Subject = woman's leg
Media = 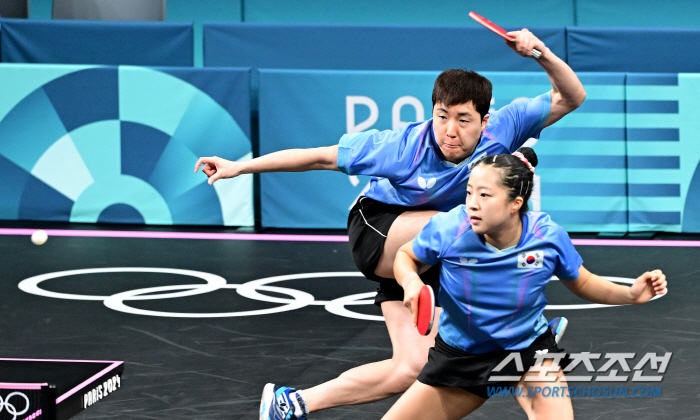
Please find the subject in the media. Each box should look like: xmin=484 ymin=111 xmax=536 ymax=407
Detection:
xmin=514 ymin=360 xmax=573 ymax=420
xmin=382 ymin=381 xmax=486 ymax=420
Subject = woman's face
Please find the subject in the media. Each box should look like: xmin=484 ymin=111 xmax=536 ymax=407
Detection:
xmin=466 ymin=164 xmax=522 ymax=235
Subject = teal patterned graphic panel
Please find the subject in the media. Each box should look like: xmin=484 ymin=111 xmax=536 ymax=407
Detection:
xmin=0 ymin=64 xmax=253 ymax=226
xmin=626 ymin=74 xmax=700 ymax=233
xmin=537 ymin=73 xmax=628 ymax=233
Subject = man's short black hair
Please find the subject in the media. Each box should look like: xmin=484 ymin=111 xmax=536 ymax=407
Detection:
xmin=432 ymin=69 xmax=492 ymax=120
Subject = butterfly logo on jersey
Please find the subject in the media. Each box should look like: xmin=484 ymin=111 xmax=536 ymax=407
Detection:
xmin=459 ymin=257 xmax=478 ymax=265
xmin=417 ymin=176 xmax=437 ymax=189
xmin=517 ymin=251 xmax=543 ymax=269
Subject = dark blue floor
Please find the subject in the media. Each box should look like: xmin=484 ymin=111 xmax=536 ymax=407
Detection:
xmin=0 ymin=231 xmax=697 ymax=419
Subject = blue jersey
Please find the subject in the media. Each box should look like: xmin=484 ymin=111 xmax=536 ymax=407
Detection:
xmin=337 ymin=92 xmax=551 ymax=211
xmin=412 ymin=207 xmax=583 ymax=354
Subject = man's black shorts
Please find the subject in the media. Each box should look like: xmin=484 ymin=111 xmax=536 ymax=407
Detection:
xmin=347 ymin=196 xmax=441 ymax=307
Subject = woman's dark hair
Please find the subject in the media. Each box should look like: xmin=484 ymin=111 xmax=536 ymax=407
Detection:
xmin=474 ymin=147 xmax=538 ymax=215
xmin=432 ymin=69 xmax=492 ymax=120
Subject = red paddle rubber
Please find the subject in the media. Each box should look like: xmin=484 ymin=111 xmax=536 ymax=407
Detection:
xmin=416 ymin=284 xmax=435 ymax=336
xmin=468 ymin=11 xmax=542 ymax=59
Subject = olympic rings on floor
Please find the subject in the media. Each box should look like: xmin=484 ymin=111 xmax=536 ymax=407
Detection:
xmin=18 ymin=269 xmax=377 ymax=320
xmin=17 ymin=269 xmax=664 ymax=319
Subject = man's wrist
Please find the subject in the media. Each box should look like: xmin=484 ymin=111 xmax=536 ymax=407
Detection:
xmin=535 ymin=46 xmax=552 ymax=62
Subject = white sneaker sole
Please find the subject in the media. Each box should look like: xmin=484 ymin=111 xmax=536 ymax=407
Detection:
xmin=554 ymin=318 xmax=568 ymax=344
xmin=259 ymin=383 xmax=276 ymax=420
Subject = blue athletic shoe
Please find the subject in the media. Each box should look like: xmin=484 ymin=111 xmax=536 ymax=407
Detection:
xmin=259 ymin=383 xmax=305 ymax=420
xmin=549 ymin=317 xmax=568 ymax=344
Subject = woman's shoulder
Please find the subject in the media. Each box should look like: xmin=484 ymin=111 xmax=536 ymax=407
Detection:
xmin=525 ymin=211 xmax=572 ymax=245
xmin=433 ymin=205 xmax=470 ymax=226
xmin=424 ymin=205 xmax=473 ymax=241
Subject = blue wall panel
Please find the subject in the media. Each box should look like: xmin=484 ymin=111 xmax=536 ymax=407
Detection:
xmin=243 ymin=0 xmax=574 ymax=26
xmin=1 ymin=19 xmax=194 ymax=66
xmin=167 ymin=0 xmax=242 ymax=66
xmin=205 ymin=23 xmax=566 ymax=111
xmin=258 ymin=70 xmax=432 ymax=228
xmin=204 ymin=23 xmax=566 ymax=72
xmin=576 ymin=0 xmax=700 ymax=28
xmin=567 ymin=28 xmax=700 ymax=73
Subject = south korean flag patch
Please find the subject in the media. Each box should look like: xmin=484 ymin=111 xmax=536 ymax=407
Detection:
xmin=518 ymin=250 xmax=544 ymax=269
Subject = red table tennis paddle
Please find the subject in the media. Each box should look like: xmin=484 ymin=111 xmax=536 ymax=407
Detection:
xmin=416 ymin=284 xmax=435 ymax=336
xmin=468 ymin=11 xmax=542 ymax=59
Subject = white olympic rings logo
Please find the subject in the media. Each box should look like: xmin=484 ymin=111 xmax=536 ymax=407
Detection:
xmin=17 ymin=268 xmax=664 ymax=319
xmin=0 ymin=392 xmax=30 ymax=420
xmin=18 ymin=268 xmax=380 ymax=320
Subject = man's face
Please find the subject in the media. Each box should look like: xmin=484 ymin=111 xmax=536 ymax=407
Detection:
xmin=432 ymin=101 xmax=489 ymax=164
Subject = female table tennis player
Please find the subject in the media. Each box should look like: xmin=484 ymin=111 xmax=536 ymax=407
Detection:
xmin=388 ymin=147 xmax=667 ymax=420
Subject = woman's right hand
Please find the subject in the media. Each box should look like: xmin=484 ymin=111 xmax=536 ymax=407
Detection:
xmin=194 ymin=156 xmax=241 ymax=185
xmin=402 ymin=274 xmax=426 ymax=327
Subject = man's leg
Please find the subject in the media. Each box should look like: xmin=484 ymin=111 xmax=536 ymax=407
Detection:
xmin=301 ymin=210 xmax=441 ymax=411
xmin=302 ymin=302 xmax=442 ymax=411
xmin=382 ymin=381 xmax=485 ymax=420
xmin=373 ymin=210 xmax=439 ymax=278
xmin=261 ymin=210 xmax=441 ymax=418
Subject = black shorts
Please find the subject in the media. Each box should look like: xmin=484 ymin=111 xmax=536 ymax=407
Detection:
xmin=347 ymin=196 xmax=441 ymax=307
xmin=417 ymin=330 xmax=568 ymax=399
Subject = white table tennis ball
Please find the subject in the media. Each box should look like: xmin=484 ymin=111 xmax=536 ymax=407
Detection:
xmin=31 ymin=230 xmax=48 ymax=245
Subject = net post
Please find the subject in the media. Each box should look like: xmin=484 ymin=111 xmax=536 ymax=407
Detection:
xmin=40 ymin=384 xmax=57 ymax=420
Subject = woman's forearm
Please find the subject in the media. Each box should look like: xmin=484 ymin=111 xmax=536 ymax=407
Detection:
xmin=563 ymin=267 xmax=634 ymax=305
xmin=394 ymin=244 xmax=424 ymax=288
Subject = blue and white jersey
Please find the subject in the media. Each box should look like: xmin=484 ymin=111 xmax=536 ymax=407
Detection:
xmin=412 ymin=208 xmax=583 ymax=354
xmin=337 ymin=92 xmax=551 ymax=211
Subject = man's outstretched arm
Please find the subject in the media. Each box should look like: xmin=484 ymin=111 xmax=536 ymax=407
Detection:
xmin=195 ymin=145 xmax=339 ymax=185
